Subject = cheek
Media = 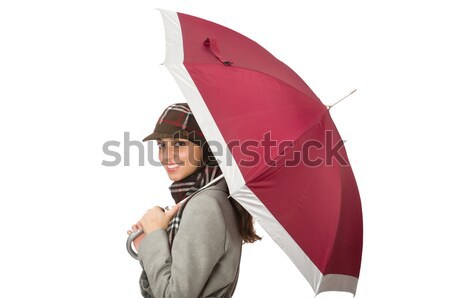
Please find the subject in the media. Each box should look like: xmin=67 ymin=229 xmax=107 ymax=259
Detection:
xmin=158 ymin=148 xmax=170 ymax=162
xmin=179 ymin=146 xmax=201 ymax=166
xmin=194 ymin=147 xmax=202 ymax=163
xmin=177 ymin=148 xmax=190 ymax=163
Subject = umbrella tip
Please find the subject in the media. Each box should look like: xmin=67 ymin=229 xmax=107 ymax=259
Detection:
xmin=327 ymin=89 xmax=357 ymax=110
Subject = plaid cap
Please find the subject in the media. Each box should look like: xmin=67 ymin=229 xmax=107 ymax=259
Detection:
xmin=142 ymin=103 xmax=206 ymax=145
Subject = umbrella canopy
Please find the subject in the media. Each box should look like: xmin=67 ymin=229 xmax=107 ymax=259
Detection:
xmin=159 ymin=9 xmax=363 ymax=295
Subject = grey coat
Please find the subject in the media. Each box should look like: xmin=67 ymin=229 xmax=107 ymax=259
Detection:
xmin=137 ymin=179 xmax=242 ymax=298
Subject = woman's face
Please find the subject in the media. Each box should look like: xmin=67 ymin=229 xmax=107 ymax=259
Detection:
xmin=157 ymin=138 xmax=203 ymax=181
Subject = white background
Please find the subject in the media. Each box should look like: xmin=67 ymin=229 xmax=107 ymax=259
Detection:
xmin=1 ymin=0 xmax=449 ymax=297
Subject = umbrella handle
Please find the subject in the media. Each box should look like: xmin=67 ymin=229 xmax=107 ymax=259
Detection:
xmin=126 ymin=229 xmax=144 ymax=260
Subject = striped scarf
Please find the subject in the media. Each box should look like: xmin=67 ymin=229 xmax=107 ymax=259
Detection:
xmin=166 ymin=164 xmax=222 ymax=249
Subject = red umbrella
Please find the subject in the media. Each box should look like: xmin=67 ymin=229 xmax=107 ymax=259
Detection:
xmin=158 ymin=9 xmax=363 ymax=295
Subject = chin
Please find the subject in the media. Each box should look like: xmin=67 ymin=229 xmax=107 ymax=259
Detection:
xmin=168 ymin=175 xmax=181 ymax=181
xmin=167 ymin=171 xmax=185 ymax=182
xmin=165 ymin=167 xmax=199 ymax=182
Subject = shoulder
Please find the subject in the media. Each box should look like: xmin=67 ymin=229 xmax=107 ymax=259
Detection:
xmin=196 ymin=178 xmax=229 ymax=198
xmin=183 ymin=179 xmax=229 ymax=218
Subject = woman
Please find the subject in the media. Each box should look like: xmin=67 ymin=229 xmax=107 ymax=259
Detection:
xmin=127 ymin=103 xmax=261 ymax=298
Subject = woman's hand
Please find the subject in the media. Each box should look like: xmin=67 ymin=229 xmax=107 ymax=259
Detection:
xmin=127 ymin=223 xmax=145 ymax=251
xmin=139 ymin=203 xmax=181 ymax=235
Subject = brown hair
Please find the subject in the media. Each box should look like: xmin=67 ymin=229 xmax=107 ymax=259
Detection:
xmin=202 ymin=142 xmax=261 ymax=243
xmin=229 ymin=198 xmax=262 ymax=244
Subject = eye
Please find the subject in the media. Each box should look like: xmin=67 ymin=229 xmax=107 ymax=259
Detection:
xmin=156 ymin=142 xmax=164 ymax=149
xmin=174 ymin=141 xmax=186 ymax=146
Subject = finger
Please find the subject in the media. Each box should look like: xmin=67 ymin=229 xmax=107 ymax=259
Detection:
xmin=127 ymin=230 xmax=132 ymax=235
xmin=136 ymin=222 xmax=143 ymax=229
xmin=165 ymin=203 xmax=181 ymax=218
xmin=132 ymin=225 xmax=137 ymax=232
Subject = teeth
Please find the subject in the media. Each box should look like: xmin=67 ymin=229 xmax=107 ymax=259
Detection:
xmin=167 ymin=164 xmax=179 ymax=169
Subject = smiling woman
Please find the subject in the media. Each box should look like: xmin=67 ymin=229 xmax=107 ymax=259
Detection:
xmin=156 ymin=138 xmax=203 ymax=182
xmin=127 ymin=102 xmax=260 ymax=298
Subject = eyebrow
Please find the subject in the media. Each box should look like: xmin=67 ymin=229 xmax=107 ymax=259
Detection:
xmin=156 ymin=138 xmax=186 ymax=143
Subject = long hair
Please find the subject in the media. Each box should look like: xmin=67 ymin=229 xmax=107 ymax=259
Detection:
xmin=202 ymin=142 xmax=262 ymax=244
xmin=229 ymin=198 xmax=262 ymax=243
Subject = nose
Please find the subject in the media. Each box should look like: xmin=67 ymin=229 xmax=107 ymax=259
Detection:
xmin=159 ymin=143 xmax=180 ymax=164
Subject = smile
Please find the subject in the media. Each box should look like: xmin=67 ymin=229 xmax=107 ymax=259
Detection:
xmin=165 ymin=163 xmax=182 ymax=172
